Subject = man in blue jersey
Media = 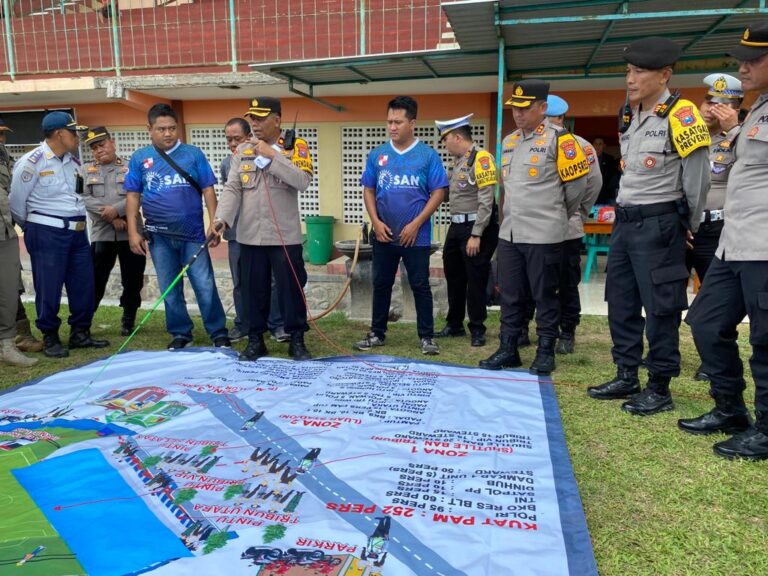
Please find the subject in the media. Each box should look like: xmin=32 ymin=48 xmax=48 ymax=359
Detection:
xmin=125 ymin=103 xmax=229 ymax=350
xmin=354 ymin=96 xmax=448 ymax=355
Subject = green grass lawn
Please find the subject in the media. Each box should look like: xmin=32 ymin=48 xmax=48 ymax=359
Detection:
xmin=1 ymin=303 xmax=766 ymax=576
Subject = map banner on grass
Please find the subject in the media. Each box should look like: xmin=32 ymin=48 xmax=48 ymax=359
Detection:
xmin=0 ymin=350 xmax=596 ymax=576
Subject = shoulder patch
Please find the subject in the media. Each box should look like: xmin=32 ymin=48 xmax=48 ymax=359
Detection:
xmin=473 ymin=150 xmax=497 ymax=188
xmin=583 ymin=144 xmax=597 ymax=165
xmin=669 ymin=99 xmax=711 ymax=158
xmin=21 ymin=168 xmax=34 ymax=183
xmin=556 ymin=132 xmax=590 ymax=182
xmin=291 ymin=138 xmax=313 ymax=174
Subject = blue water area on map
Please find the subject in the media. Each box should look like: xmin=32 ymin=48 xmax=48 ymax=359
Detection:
xmin=13 ymin=448 xmax=191 ymax=576
xmin=0 ymin=418 xmax=134 ymax=436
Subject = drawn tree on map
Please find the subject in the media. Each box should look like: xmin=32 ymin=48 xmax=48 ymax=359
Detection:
xmin=203 ymin=530 xmax=230 ymax=554
xmin=174 ymin=488 xmax=198 ymax=505
xmin=223 ymin=484 xmax=244 ymax=500
xmin=284 ymin=491 xmax=304 ymax=512
xmin=262 ymin=524 xmax=286 ymax=543
xmin=142 ymin=455 xmax=162 ymax=468
xmin=201 ymin=445 xmax=216 ymax=456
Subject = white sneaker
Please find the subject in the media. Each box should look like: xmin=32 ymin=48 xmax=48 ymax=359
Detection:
xmin=420 ymin=337 xmax=440 ymax=355
xmin=354 ymin=332 xmax=384 ymax=351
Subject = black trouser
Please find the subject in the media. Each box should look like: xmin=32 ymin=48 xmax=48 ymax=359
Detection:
xmin=606 ymin=211 xmax=688 ymax=378
xmin=519 ymin=238 xmax=581 ymax=334
xmin=686 ymin=257 xmax=768 ymax=422
xmin=558 ymin=237 xmax=583 ymax=333
xmin=685 ymin=219 xmax=723 ymax=283
xmin=92 ymin=240 xmax=146 ymax=314
xmin=442 ymin=219 xmax=499 ymax=335
xmin=497 ymin=239 xmax=562 ymax=339
xmin=240 ymin=244 xmax=308 ymax=338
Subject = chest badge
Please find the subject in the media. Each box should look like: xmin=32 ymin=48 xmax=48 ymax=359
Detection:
xmin=644 ymin=156 xmax=657 ymax=168
xmin=528 ymin=167 xmax=538 ymax=177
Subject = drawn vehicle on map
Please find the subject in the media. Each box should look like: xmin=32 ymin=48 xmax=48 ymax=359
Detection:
xmin=240 ymin=546 xmax=330 ymax=567
xmin=297 ymin=447 xmax=321 ymax=474
xmin=361 ymin=516 xmax=391 ymax=567
xmin=240 ymin=411 xmax=264 ymax=431
xmin=240 ymin=546 xmax=283 ymax=565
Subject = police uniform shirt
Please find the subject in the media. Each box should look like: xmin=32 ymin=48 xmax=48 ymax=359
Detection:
xmin=617 ymin=89 xmax=710 ymax=231
xmin=216 ymin=136 xmax=313 ymax=246
xmin=447 ymin=144 xmax=497 ymax=237
xmin=566 ymin=136 xmax=603 ymax=241
xmin=717 ymin=92 xmax=768 ymax=261
xmin=0 ymin=147 xmax=15 ymax=241
xmin=706 ymin=127 xmax=739 ymax=212
xmin=9 ymin=141 xmax=84 ymax=226
xmin=81 ymin=158 xmax=139 ymax=242
xmin=499 ymin=117 xmax=588 ymax=244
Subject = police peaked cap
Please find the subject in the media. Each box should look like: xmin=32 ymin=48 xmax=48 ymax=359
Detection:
xmin=84 ymin=126 xmax=111 ymax=146
xmin=622 ymin=37 xmax=682 ymax=69
xmin=730 ymin=22 xmax=768 ymax=61
xmin=703 ymin=73 xmax=744 ymax=103
xmin=246 ymin=97 xmax=282 ymax=117
xmin=505 ymin=79 xmax=550 ymax=108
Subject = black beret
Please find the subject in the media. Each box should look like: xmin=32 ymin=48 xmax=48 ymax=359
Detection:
xmin=622 ymin=37 xmax=682 ymax=69
xmin=505 ymin=79 xmax=550 ymax=108
xmin=730 ymin=22 xmax=768 ymax=61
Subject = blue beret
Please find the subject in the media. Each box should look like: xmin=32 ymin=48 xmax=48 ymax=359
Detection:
xmin=546 ymin=95 xmax=569 ymax=117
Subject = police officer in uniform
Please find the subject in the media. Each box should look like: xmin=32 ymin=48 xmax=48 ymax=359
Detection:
xmin=215 ymin=97 xmax=313 ymax=361
xmin=9 ymin=112 xmax=109 ymax=358
xmin=433 ymin=114 xmax=498 ymax=347
xmin=480 ymin=80 xmax=589 ymax=374
xmin=587 ymin=38 xmax=710 ymax=415
xmin=689 ymin=74 xmax=743 ymax=381
xmin=81 ymin=127 xmax=146 ymax=336
xmin=679 ymin=24 xmax=768 ymax=460
xmin=544 ymin=95 xmax=602 ymax=354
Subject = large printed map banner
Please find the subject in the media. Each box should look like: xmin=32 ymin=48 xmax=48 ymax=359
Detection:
xmin=0 ymin=350 xmax=597 ymax=576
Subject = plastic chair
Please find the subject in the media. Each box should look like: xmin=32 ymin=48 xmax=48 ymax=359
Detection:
xmin=582 ymin=205 xmax=611 ymax=283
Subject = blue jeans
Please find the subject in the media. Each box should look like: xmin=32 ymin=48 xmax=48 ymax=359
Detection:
xmin=148 ymin=232 xmax=227 ymax=342
xmin=228 ymin=239 xmax=283 ymax=333
xmin=371 ymin=239 xmax=433 ymax=339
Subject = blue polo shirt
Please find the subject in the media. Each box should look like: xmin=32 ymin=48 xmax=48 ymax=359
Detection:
xmin=124 ymin=141 xmax=216 ymax=242
xmin=361 ymin=139 xmax=448 ymax=247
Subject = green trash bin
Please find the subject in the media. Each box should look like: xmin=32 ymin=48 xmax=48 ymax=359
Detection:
xmin=304 ymin=216 xmax=335 ymax=265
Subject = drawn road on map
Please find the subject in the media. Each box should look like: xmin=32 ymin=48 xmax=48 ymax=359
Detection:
xmin=187 ymin=391 xmax=467 ymax=576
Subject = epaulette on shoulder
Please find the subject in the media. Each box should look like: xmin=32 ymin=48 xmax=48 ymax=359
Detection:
xmin=27 ymin=148 xmax=44 ymax=165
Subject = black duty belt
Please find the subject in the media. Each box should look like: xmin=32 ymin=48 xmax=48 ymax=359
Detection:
xmin=614 ymin=201 xmax=678 ymax=223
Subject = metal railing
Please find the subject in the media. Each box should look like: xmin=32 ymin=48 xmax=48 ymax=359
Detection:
xmin=0 ymin=0 xmax=446 ymax=79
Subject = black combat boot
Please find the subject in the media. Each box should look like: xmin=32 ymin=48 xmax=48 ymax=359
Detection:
xmin=678 ymin=390 xmax=752 ymax=435
xmin=713 ymin=412 xmax=768 ymax=461
xmin=529 ymin=336 xmax=556 ymax=375
xmin=121 ymin=309 xmax=137 ymax=337
xmin=621 ymin=373 xmax=673 ymax=416
xmin=69 ymin=328 xmax=110 ymax=349
xmin=43 ymin=332 xmax=69 ymax=359
xmin=479 ymin=334 xmax=521 ymax=370
xmin=556 ymin=330 xmax=575 ymax=355
xmin=517 ymin=325 xmax=531 ymax=348
xmin=587 ymin=366 xmax=641 ymax=399
xmin=693 ymin=364 xmax=711 ymax=382
xmin=239 ymin=334 xmax=268 ymax=361
xmin=288 ymin=332 xmax=312 ymax=361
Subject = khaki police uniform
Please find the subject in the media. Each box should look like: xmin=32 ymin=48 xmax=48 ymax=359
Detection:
xmin=607 ymin=88 xmax=710 ymax=384
xmin=440 ymin=143 xmax=499 ymax=339
xmin=497 ymin=116 xmax=588 ymax=349
xmin=0 ymin=144 xmax=21 ymax=340
xmin=686 ymin=90 xmax=768 ymax=436
xmin=81 ymin=145 xmax=146 ymax=321
xmin=216 ymin=132 xmax=313 ymax=339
